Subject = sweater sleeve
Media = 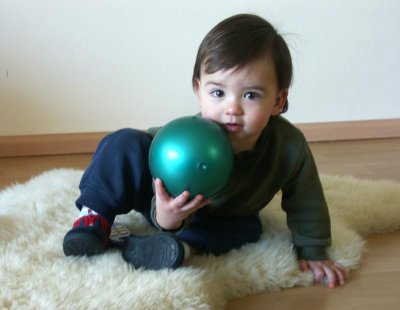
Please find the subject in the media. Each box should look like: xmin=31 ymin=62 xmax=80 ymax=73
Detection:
xmin=281 ymin=138 xmax=331 ymax=261
xmin=147 ymin=126 xmax=161 ymax=138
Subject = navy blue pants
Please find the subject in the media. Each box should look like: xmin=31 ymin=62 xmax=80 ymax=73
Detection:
xmin=76 ymin=129 xmax=262 ymax=255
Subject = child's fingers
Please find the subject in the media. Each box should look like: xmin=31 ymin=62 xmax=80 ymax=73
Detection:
xmin=154 ymin=178 xmax=169 ymax=201
xmin=321 ymin=264 xmax=338 ymax=288
xmin=298 ymin=260 xmax=309 ymax=272
xmin=154 ymin=178 xmax=190 ymax=210
xmin=154 ymin=179 xmax=210 ymax=215
xmin=180 ymin=194 xmax=210 ymax=212
xmin=321 ymin=262 xmax=346 ymax=288
xmin=331 ymin=264 xmax=346 ymax=286
xmin=300 ymin=260 xmax=346 ymax=288
xmin=308 ymin=262 xmax=325 ymax=283
xmin=169 ymin=191 xmax=190 ymax=210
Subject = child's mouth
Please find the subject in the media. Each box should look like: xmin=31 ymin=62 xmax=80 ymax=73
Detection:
xmin=224 ymin=123 xmax=242 ymax=133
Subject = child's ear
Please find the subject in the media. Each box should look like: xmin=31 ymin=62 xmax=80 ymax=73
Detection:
xmin=272 ymin=89 xmax=288 ymax=115
xmin=193 ymin=79 xmax=201 ymax=97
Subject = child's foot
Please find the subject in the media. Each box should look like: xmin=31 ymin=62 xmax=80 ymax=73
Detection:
xmin=122 ymin=233 xmax=184 ymax=270
xmin=63 ymin=212 xmax=111 ymax=257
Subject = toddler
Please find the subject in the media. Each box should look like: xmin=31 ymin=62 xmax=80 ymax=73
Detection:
xmin=63 ymin=14 xmax=345 ymax=288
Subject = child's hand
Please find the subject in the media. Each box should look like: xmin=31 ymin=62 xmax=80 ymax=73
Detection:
xmin=154 ymin=178 xmax=211 ymax=230
xmin=299 ymin=259 xmax=346 ymax=288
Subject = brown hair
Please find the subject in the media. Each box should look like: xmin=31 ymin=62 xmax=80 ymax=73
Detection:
xmin=192 ymin=14 xmax=292 ymax=113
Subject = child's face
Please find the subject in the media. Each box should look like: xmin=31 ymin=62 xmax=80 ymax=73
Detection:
xmin=194 ymin=55 xmax=288 ymax=153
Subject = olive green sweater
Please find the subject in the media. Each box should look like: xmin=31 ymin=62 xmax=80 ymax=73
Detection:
xmin=148 ymin=115 xmax=331 ymax=261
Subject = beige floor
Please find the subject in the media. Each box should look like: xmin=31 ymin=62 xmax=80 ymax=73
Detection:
xmin=1 ymin=138 xmax=399 ymax=309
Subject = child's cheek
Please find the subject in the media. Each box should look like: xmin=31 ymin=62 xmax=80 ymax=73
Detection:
xmin=250 ymin=115 xmax=271 ymax=133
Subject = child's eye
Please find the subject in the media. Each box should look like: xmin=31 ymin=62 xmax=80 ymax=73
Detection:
xmin=211 ymin=89 xmax=225 ymax=98
xmin=244 ymin=91 xmax=260 ymax=100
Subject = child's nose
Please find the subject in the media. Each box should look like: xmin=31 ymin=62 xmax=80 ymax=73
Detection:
xmin=225 ymin=99 xmax=244 ymax=116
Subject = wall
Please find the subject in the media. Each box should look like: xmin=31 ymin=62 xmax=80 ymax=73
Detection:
xmin=1 ymin=0 xmax=399 ymax=136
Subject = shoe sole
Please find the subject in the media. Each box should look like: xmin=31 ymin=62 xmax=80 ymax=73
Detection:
xmin=122 ymin=233 xmax=184 ymax=270
xmin=63 ymin=231 xmax=107 ymax=256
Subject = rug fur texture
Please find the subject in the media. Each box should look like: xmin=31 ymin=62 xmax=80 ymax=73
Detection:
xmin=1 ymin=169 xmax=399 ymax=309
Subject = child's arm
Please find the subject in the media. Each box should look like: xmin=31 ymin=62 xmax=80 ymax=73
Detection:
xmin=153 ymin=178 xmax=211 ymax=230
xmin=280 ymin=139 xmax=346 ymax=287
xmin=299 ymin=259 xmax=346 ymax=288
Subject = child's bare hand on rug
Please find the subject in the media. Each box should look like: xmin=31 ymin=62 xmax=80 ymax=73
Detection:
xmin=299 ymin=260 xmax=346 ymax=288
xmin=154 ymin=178 xmax=211 ymax=230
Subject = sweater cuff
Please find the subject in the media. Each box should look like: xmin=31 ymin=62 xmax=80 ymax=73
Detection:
xmin=297 ymin=246 xmax=328 ymax=261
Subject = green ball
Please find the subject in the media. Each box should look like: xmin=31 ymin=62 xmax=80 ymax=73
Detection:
xmin=149 ymin=116 xmax=233 ymax=198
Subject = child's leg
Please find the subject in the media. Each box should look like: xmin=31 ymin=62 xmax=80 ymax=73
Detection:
xmin=76 ymin=128 xmax=154 ymax=223
xmin=119 ymin=214 xmax=260 ymax=270
xmin=63 ymin=129 xmax=154 ymax=256
xmin=176 ymin=214 xmax=262 ymax=255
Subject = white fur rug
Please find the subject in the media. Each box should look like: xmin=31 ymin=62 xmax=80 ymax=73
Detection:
xmin=1 ymin=169 xmax=399 ymax=309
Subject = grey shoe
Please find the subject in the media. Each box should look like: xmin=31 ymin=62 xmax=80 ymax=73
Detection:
xmin=122 ymin=233 xmax=184 ymax=270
